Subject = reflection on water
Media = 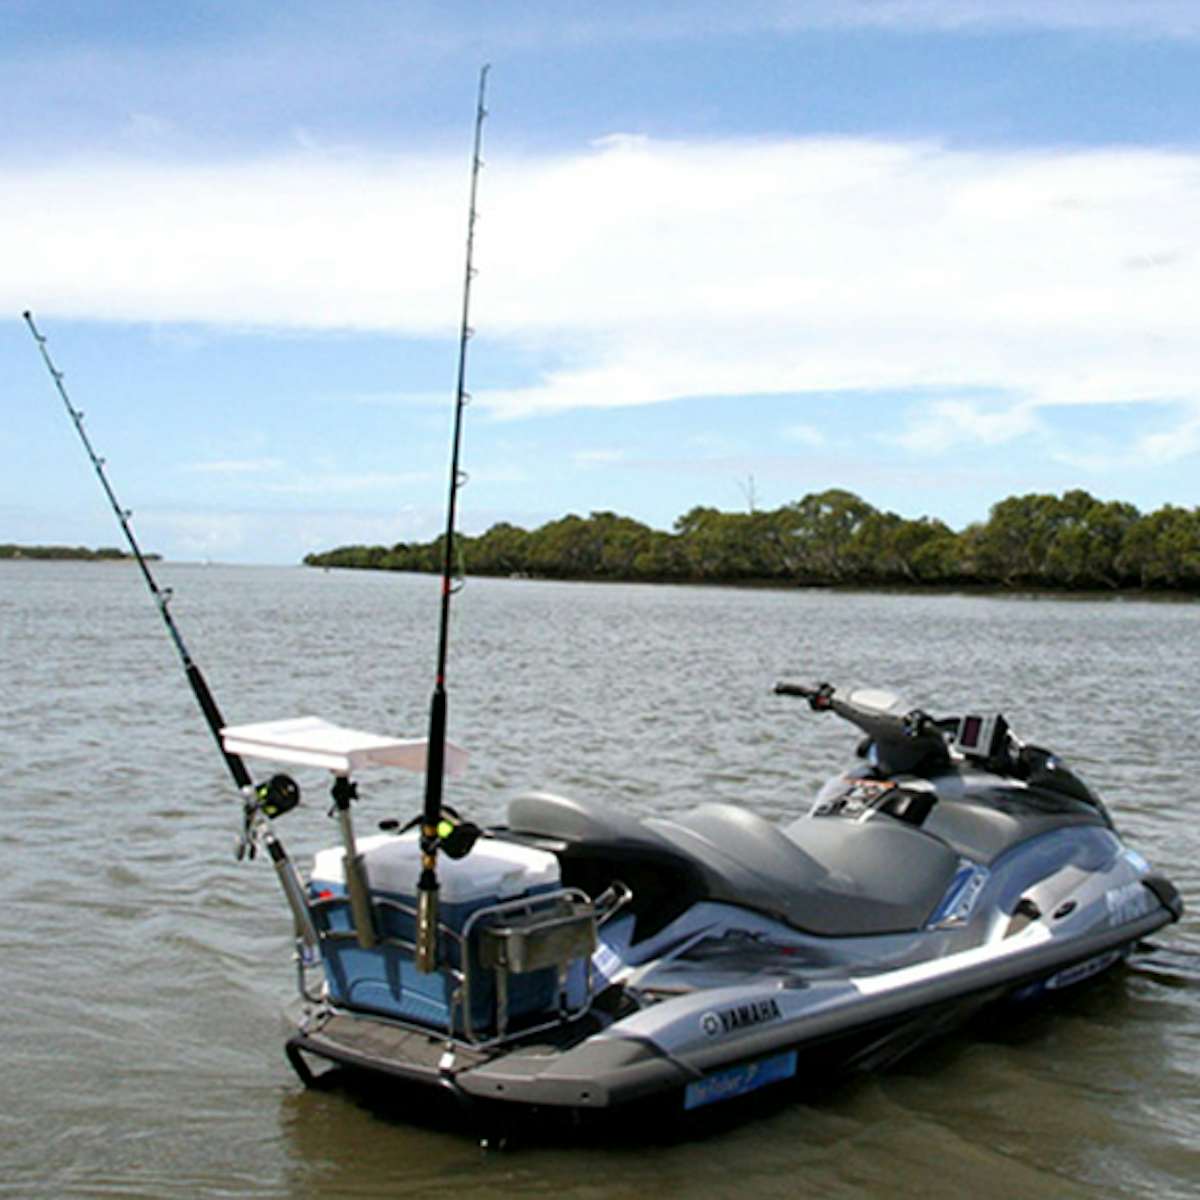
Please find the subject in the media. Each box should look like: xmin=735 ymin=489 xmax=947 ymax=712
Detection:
xmin=2 ymin=562 xmax=1197 ymax=1198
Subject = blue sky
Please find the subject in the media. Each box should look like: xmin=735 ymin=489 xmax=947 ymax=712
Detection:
xmin=5 ymin=1 xmax=1200 ymax=563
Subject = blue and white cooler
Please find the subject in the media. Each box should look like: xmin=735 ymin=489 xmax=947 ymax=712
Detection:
xmin=218 ymin=715 xmax=593 ymax=1039
xmin=308 ymin=831 xmax=573 ymax=1035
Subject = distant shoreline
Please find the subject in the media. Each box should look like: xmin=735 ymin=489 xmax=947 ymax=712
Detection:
xmin=0 ymin=544 xmax=159 ymax=562
xmin=302 ymin=487 xmax=1200 ymax=596
xmin=309 ymin=564 xmax=1200 ymax=602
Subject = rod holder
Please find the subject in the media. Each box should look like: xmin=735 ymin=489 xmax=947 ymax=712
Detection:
xmin=265 ymin=831 xmax=321 ymax=959
xmin=332 ymin=775 xmax=377 ymax=950
xmin=415 ymin=882 xmax=440 ymax=973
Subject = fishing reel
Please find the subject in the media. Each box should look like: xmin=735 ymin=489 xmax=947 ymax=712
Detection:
xmin=236 ymin=773 xmax=301 ymax=860
xmin=381 ymin=805 xmax=482 ymax=860
xmin=257 ymin=773 xmax=301 ymax=818
xmin=433 ymin=810 xmax=482 ymax=859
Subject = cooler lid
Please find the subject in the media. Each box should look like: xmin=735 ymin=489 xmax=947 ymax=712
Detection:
xmin=221 ymin=715 xmax=468 ymax=776
xmin=312 ymin=832 xmax=561 ymax=902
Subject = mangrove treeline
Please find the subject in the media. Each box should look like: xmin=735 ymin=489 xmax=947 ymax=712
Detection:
xmin=0 ymin=544 xmax=151 ymax=562
xmin=303 ymin=489 xmax=1200 ymax=592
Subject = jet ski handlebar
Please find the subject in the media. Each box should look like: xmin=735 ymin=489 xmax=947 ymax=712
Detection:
xmin=775 ymin=680 xmax=1111 ymax=809
xmin=774 ymin=680 xmax=950 ymax=776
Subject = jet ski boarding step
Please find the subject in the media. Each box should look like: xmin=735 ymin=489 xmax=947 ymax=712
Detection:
xmin=286 ymin=1008 xmax=490 ymax=1089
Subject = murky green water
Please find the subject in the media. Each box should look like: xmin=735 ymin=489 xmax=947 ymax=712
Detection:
xmin=3 ymin=562 xmax=1197 ymax=1198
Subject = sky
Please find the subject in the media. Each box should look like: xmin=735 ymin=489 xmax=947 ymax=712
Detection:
xmin=4 ymin=0 xmax=1200 ymax=564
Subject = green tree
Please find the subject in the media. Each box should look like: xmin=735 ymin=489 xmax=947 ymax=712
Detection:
xmin=974 ymin=493 xmax=1063 ymax=584
xmin=673 ymin=506 xmax=762 ymax=580
xmin=589 ymin=511 xmax=656 ymax=578
xmin=773 ymin=490 xmax=877 ymax=582
xmin=632 ymin=529 xmax=689 ymax=580
xmin=1043 ymin=493 xmax=1140 ymax=588
xmin=1117 ymin=505 xmax=1200 ymax=588
xmin=849 ymin=512 xmax=960 ymax=584
xmin=471 ymin=522 xmax=532 ymax=575
xmin=526 ymin=515 xmax=598 ymax=577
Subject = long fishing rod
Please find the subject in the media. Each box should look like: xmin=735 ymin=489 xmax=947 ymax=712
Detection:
xmin=23 ymin=310 xmax=253 ymax=794
xmin=415 ymin=65 xmax=490 ymax=973
xmin=27 ymin=312 xmax=321 ymax=965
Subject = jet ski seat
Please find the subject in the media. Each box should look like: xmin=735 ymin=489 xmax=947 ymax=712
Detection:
xmin=655 ymin=804 xmax=960 ymax=936
xmin=508 ymin=792 xmax=712 ymax=941
xmin=507 ymin=792 xmax=960 ymax=939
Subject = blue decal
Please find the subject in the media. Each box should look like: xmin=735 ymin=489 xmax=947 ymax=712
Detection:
xmin=683 ymin=1051 xmax=798 ymax=1111
xmin=928 ymin=862 xmax=990 ymax=928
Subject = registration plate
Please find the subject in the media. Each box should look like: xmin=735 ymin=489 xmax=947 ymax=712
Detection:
xmin=683 ymin=1050 xmax=798 ymax=1111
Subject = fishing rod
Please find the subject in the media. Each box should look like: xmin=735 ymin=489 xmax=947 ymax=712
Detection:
xmin=25 ymin=310 xmax=318 ymax=957
xmin=23 ymin=311 xmax=256 ymax=793
xmin=415 ymin=64 xmax=490 ymax=973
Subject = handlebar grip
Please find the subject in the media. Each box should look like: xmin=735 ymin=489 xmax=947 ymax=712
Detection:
xmin=774 ymin=681 xmax=813 ymax=697
xmin=774 ymin=680 xmax=835 ymax=710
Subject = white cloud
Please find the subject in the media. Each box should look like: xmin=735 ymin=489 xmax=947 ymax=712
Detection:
xmin=185 ymin=457 xmax=284 ymax=474
xmin=894 ymin=398 xmax=1044 ymax=454
xmin=1133 ymin=411 xmax=1200 ymax=464
xmin=478 ymin=136 xmax=1200 ymax=438
xmin=7 ymin=152 xmax=466 ymax=333
xmin=6 ymin=134 xmax=1200 ymax=459
xmin=757 ymin=0 xmax=1200 ymax=38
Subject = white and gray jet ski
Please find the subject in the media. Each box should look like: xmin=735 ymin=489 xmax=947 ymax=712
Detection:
xmin=226 ymin=681 xmax=1182 ymax=1131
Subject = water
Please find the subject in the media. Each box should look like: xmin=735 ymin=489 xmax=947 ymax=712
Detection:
xmin=3 ymin=561 xmax=1198 ymax=1198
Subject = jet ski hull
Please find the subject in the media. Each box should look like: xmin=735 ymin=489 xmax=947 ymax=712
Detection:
xmin=283 ymin=884 xmax=1178 ymax=1126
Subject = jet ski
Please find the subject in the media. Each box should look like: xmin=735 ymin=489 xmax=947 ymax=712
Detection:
xmin=224 ymin=680 xmax=1182 ymax=1130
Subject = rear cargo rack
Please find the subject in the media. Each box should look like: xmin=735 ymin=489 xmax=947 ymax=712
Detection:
xmin=309 ymin=886 xmax=597 ymax=1045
